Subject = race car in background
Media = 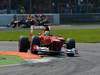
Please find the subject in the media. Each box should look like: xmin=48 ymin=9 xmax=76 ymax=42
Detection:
xmin=8 ymin=17 xmax=35 ymax=28
xmin=8 ymin=14 xmax=49 ymax=28
xmin=18 ymin=25 xmax=78 ymax=57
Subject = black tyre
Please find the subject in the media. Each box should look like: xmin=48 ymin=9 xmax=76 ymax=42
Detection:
xmin=66 ymin=38 xmax=75 ymax=49
xmin=31 ymin=36 xmax=40 ymax=46
xmin=19 ymin=36 xmax=30 ymax=52
xmin=31 ymin=50 xmax=38 ymax=54
xmin=30 ymin=36 xmax=40 ymax=54
xmin=11 ymin=23 xmax=16 ymax=28
xmin=67 ymin=53 xmax=74 ymax=57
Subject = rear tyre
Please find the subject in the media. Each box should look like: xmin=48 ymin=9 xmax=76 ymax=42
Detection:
xmin=31 ymin=36 xmax=40 ymax=54
xmin=31 ymin=50 xmax=38 ymax=54
xmin=66 ymin=38 xmax=75 ymax=49
xmin=11 ymin=23 xmax=16 ymax=28
xmin=19 ymin=36 xmax=30 ymax=52
xmin=31 ymin=36 xmax=40 ymax=46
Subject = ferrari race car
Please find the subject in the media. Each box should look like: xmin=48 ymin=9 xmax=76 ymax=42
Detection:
xmin=18 ymin=26 xmax=78 ymax=56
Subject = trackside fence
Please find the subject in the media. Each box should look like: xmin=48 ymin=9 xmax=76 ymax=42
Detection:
xmin=60 ymin=13 xmax=100 ymax=24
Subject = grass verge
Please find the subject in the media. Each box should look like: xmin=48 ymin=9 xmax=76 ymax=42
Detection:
xmin=0 ymin=29 xmax=100 ymax=43
xmin=0 ymin=55 xmax=24 ymax=66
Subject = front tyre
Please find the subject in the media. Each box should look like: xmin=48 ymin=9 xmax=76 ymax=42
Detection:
xmin=66 ymin=38 xmax=76 ymax=49
xmin=67 ymin=53 xmax=74 ymax=57
xmin=19 ymin=36 xmax=30 ymax=52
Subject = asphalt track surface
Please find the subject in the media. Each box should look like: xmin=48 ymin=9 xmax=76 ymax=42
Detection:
xmin=1 ymin=25 xmax=100 ymax=31
xmin=0 ymin=25 xmax=100 ymax=75
xmin=0 ymin=42 xmax=100 ymax=75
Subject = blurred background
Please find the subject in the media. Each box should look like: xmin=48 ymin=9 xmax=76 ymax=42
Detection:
xmin=0 ymin=0 xmax=100 ymax=25
xmin=0 ymin=0 xmax=99 ymax=14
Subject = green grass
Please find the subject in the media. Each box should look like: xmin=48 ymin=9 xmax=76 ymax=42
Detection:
xmin=0 ymin=30 xmax=30 ymax=41
xmin=51 ymin=29 xmax=100 ymax=43
xmin=0 ymin=29 xmax=100 ymax=43
xmin=0 ymin=30 xmax=41 ymax=41
xmin=0 ymin=55 xmax=24 ymax=66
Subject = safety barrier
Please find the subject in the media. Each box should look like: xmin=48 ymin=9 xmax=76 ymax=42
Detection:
xmin=60 ymin=13 xmax=100 ymax=24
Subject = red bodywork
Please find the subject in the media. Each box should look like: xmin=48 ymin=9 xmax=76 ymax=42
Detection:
xmin=30 ymin=26 xmax=65 ymax=53
xmin=31 ymin=35 xmax=65 ymax=52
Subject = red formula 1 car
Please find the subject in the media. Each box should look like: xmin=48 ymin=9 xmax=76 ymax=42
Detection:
xmin=18 ymin=26 xmax=77 ymax=56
